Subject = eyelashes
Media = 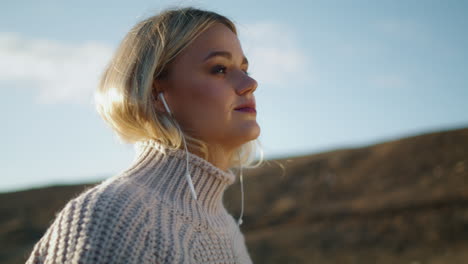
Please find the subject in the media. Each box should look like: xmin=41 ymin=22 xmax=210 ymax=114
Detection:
xmin=212 ymin=65 xmax=227 ymax=74
xmin=212 ymin=64 xmax=250 ymax=76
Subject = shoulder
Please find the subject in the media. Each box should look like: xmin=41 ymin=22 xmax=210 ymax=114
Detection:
xmin=26 ymin=178 xmax=158 ymax=263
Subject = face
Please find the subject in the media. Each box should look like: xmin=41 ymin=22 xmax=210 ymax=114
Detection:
xmin=155 ymin=23 xmax=260 ymax=154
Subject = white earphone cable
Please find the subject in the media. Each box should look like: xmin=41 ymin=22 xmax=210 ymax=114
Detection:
xmin=159 ymin=92 xmax=197 ymax=201
xmin=237 ymin=150 xmax=244 ymax=226
xmin=177 ymin=121 xmax=198 ymax=201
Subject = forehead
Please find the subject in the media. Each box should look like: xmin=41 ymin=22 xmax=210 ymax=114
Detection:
xmin=176 ymin=23 xmax=244 ymax=63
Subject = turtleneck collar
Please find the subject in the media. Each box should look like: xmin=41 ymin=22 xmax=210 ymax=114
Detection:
xmin=118 ymin=139 xmax=236 ymax=218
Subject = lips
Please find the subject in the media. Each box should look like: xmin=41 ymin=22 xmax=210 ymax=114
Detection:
xmin=235 ymin=107 xmax=256 ymax=113
xmin=234 ymin=101 xmax=256 ymax=111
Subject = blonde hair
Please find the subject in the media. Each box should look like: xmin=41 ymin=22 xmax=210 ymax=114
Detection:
xmin=95 ymin=6 xmax=264 ymax=169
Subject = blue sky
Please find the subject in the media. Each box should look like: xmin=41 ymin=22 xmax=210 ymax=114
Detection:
xmin=2 ymin=0 xmax=467 ymax=192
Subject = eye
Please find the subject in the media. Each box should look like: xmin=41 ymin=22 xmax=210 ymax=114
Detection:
xmin=212 ymin=64 xmax=227 ymax=74
xmin=211 ymin=64 xmax=251 ymax=76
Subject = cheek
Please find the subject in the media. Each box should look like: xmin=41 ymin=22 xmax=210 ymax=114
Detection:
xmin=182 ymin=82 xmax=232 ymax=139
xmin=189 ymin=81 xmax=232 ymax=114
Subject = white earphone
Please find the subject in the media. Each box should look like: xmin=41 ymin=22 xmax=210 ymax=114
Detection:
xmin=158 ymin=92 xmax=172 ymax=116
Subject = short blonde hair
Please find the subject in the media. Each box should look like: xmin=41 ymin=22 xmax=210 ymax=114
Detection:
xmin=95 ymin=6 xmax=264 ymax=169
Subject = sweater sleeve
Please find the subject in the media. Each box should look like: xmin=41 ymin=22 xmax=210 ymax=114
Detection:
xmin=25 ymin=183 xmax=159 ymax=264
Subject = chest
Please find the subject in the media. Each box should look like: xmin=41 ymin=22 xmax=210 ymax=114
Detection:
xmin=192 ymin=226 xmax=253 ymax=264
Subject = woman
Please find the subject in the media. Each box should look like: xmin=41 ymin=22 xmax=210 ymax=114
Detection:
xmin=26 ymin=6 xmax=263 ymax=264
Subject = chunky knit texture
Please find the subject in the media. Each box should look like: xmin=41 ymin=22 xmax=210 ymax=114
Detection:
xmin=26 ymin=139 xmax=253 ymax=264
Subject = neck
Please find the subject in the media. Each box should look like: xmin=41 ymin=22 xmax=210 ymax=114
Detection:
xmin=120 ymin=139 xmax=236 ymax=217
xmin=186 ymin=141 xmax=237 ymax=173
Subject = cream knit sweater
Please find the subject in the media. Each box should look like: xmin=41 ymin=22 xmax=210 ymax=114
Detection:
xmin=26 ymin=139 xmax=253 ymax=264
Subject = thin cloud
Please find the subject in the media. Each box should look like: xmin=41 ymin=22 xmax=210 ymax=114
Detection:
xmin=237 ymin=22 xmax=312 ymax=87
xmin=0 ymin=32 xmax=113 ymax=105
xmin=0 ymin=23 xmax=311 ymax=104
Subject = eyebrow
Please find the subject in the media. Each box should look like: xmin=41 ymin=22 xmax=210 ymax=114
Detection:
xmin=203 ymin=50 xmax=249 ymax=65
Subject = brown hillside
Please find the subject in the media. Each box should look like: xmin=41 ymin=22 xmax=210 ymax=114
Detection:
xmin=224 ymin=126 xmax=468 ymax=263
xmin=1 ymin=126 xmax=468 ymax=264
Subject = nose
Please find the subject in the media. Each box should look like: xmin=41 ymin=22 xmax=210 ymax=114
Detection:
xmin=236 ymin=74 xmax=258 ymax=95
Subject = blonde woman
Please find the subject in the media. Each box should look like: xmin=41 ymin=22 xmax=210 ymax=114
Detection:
xmin=26 ymin=6 xmax=263 ymax=264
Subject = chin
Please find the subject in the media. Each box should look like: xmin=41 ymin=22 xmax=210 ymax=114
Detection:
xmin=239 ymin=122 xmax=261 ymax=142
xmin=220 ymin=121 xmax=260 ymax=148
